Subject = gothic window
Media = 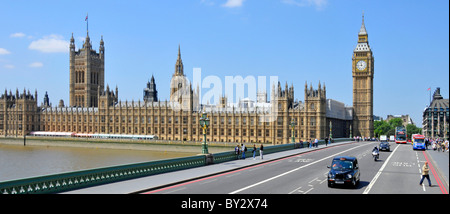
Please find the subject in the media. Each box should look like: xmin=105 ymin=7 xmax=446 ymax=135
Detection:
xmin=277 ymin=129 xmax=282 ymax=138
xmin=310 ymin=104 xmax=315 ymax=110
xmin=277 ymin=117 xmax=283 ymax=126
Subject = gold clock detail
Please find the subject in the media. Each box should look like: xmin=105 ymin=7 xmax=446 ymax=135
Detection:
xmin=356 ymin=60 xmax=366 ymax=71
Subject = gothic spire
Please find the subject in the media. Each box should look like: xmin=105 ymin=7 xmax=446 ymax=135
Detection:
xmin=178 ymin=44 xmax=181 ymax=60
xmin=175 ymin=44 xmax=184 ymax=75
xmin=359 ymin=12 xmax=367 ymax=35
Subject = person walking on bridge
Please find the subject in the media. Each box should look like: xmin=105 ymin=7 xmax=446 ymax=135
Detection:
xmin=419 ymin=162 xmax=432 ymax=187
xmin=235 ymin=144 xmax=240 ymax=159
xmin=260 ymin=144 xmax=264 ymax=160
xmin=241 ymin=144 xmax=246 ymax=160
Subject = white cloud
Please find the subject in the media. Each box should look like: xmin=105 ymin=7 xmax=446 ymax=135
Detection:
xmin=281 ymin=0 xmax=327 ymax=10
xmin=4 ymin=64 xmax=15 ymax=69
xmin=201 ymin=0 xmax=215 ymax=6
xmin=29 ymin=34 xmax=69 ymax=53
xmin=10 ymin=32 xmax=26 ymax=38
xmin=222 ymin=0 xmax=245 ymax=8
xmin=0 ymin=48 xmax=11 ymax=55
xmin=29 ymin=62 xmax=44 ymax=68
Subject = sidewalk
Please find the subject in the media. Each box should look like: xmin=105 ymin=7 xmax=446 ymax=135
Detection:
xmin=426 ymin=149 xmax=449 ymax=187
xmin=64 ymin=141 xmax=355 ymax=194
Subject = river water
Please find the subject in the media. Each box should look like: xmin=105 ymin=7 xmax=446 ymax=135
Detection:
xmin=0 ymin=143 xmax=197 ymax=182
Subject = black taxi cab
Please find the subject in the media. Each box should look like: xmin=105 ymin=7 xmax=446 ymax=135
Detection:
xmin=327 ymin=156 xmax=360 ymax=188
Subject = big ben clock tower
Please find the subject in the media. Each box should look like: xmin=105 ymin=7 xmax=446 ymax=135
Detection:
xmin=352 ymin=14 xmax=374 ymax=138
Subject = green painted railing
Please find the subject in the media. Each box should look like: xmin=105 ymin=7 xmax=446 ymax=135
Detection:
xmin=1 ymin=138 xmax=352 ymax=194
xmin=0 ymin=155 xmax=206 ymax=194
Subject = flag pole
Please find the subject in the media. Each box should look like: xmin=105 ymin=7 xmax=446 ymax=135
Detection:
xmin=427 ymin=87 xmax=431 ymax=107
xmin=86 ymin=13 xmax=89 ymax=35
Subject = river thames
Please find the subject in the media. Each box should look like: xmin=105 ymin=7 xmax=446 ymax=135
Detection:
xmin=0 ymin=143 xmax=198 ymax=182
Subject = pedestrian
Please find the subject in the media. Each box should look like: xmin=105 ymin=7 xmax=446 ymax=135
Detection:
xmin=419 ymin=162 xmax=432 ymax=187
xmin=260 ymin=144 xmax=264 ymax=159
xmin=325 ymin=137 xmax=328 ymax=146
xmin=252 ymin=144 xmax=257 ymax=160
xmin=315 ymin=138 xmax=318 ymax=148
xmin=241 ymin=143 xmax=246 ymax=159
xmin=445 ymin=139 xmax=449 ymax=152
xmin=309 ymin=139 xmax=312 ymax=148
xmin=235 ymin=144 xmax=240 ymax=159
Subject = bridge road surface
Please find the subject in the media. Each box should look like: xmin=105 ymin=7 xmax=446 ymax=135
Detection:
xmin=141 ymin=142 xmax=448 ymax=194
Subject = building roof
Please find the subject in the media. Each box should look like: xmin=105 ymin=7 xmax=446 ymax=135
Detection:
xmin=427 ymin=88 xmax=449 ymax=110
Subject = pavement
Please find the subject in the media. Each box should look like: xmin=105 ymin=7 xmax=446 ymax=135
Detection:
xmin=64 ymin=140 xmax=449 ymax=194
xmin=426 ymin=148 xmax=449 ymax=187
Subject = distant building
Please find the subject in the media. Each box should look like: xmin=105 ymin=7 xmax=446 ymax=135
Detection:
xmin=143 ymin=75 xmax=158 ymax=102
xmin=373 ymin=115 xmax=383 ymax=121
xmin=352 ymin=14 xmax=375 ymax=138
xmin=386 ymin=114 xmax=415 ymax=127
xmin=69 ymin=31 xmax=105 ymax=107
xmin=422 ymin=87 xmax=449 ymax=139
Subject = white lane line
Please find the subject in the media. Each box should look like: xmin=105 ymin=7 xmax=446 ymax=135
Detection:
xmin=303 ymin=188 xmax=314 ymax=194
xmin=308 ymin=177 xmax=318 ymax=183
xmin=363 ymin=144 xmax=400 ymax=194
xmin=288 ymin=186 xmax=303 ymax=194
xmin=229 ymin=143 xmax=368 ymax=194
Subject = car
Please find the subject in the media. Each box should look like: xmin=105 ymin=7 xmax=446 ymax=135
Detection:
xmin=379 ymin=142 xmax=390 ymax=151
xmin=327 ymin=156 xmax=360 ymax=188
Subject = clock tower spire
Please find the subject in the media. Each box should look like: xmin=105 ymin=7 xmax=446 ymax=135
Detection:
xmin=352 ymin=13 xmax=374 ymax=138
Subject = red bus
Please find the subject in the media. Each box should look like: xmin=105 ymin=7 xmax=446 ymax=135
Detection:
xmin=395 ymin=127 xmax=407 ymax=144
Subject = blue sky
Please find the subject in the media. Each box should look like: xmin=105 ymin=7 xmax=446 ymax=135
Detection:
xmin=0 ymin=0 xmax=448 ymax=127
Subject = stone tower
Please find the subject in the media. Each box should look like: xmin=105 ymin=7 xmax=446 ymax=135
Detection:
xmin=170 ymin=45 xmax=192 ymax=110
xmin=144 ymin=75 xmax=158 ymax=102
xmin=304 ymin=82 xmax=327 ymax=140
xmin=69 ymin=29 xmax=105 ymax=107
xmin=352 ymin=14 xmax=374 ymax=137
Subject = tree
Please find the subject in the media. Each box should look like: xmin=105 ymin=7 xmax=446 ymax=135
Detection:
xmin=388 ymin=118 xmax=403 ymax=128
xmin=406 ymin=124 xmax=422 ymax=139
xmin=374 ymin=120 xmax=391 ymax=138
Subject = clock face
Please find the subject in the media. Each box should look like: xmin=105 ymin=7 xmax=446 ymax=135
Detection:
xmin=356 ymin=60 xmax=367 ymax=71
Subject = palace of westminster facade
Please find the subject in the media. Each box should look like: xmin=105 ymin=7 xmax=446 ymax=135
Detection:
xmin=0 ymin=16 xmax=374 ymax=144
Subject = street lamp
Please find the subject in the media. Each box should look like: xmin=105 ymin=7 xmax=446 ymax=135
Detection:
xmin=290 ymin=118 xmax=296 ymax=143
xmin=329 ymin=121 xmax=333 ymax=140
xmin=199 ymin=112 xmax=210 ymax=154
xmin=349 ymin=124 xmax=352 ymax=138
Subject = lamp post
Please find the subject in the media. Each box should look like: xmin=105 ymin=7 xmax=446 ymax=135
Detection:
xmin=199 ymin=112 xmax=210 ymax=154
xmin=329 ymin=121 xmax=333 ymax=140
xmin=349 ymin=124 xmax=352 ymax=138
xmin=290 ymin=119 xmax=296 ymax=143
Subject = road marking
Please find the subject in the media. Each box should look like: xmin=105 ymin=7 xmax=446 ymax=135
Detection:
xmin=229 ymin=143 xmax=367 ymax=194
xmin=303 ymin=187 xmax=314 ymax=194
xmin=308 ymin=177 xmax=318 ymax=183
xmin=288 ymin=186 xmax=303 ymax=194
xmin=363 ymin=144 xmax=400 ymax=194
xmin=415 ymin=151 xmax=426 ymax=192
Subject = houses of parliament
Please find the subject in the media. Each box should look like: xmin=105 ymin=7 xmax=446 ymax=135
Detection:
xmin=0 ymin=16 xmax=374 ymax=144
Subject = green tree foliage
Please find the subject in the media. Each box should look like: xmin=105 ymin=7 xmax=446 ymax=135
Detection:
xmin=388 ymin=118 xmax=403 ymax=128
xmin=374 ymin=118 xmax=422 ymax=139
xmin=374 ymin=120 xmax=391 ymax=137
xmin=406 ymin=124 xmax=422 ymax=139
